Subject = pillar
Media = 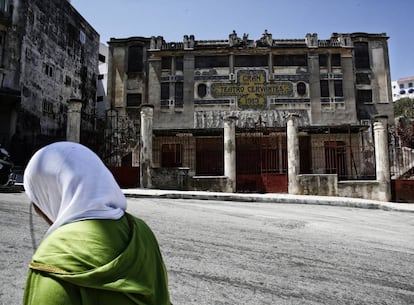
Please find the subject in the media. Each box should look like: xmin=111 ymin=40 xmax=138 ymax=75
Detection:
xmin=287 ymin=113 xmax=300 ymax=195
xmin=374 ymin=116 xmax=391 ymax=201
xmin=224 ymin=115 xmax=238 ymax=193
xmin=140 ymin=105 xmax=154 ymax=189
xmin=66 ymin=99 xmax=83 ymax=143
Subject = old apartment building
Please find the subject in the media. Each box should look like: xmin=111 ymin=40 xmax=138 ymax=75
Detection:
xmin=107 ymin=31 xmax=394 ymax=199
xmin=0 ymin=0 xmax=99 ymax=164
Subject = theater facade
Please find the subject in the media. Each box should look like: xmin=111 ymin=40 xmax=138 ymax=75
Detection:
xmin=106 ymin=31 xmax=394 ymax=200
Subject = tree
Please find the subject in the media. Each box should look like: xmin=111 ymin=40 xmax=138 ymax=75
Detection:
xmin=394 ymin=98 xmax=414 ymax=148
xmin=394 ymin=97 xmax=414 ymax=118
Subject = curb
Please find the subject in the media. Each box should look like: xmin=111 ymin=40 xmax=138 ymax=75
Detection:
xmin=123 ymin=190 xmax=414 ymax=213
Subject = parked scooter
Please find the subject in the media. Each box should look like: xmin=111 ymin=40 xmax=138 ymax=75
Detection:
xmin=0 ymin=146 xmax=15 ymax=186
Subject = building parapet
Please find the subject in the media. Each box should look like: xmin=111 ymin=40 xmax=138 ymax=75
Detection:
xmin=146 ymin=31 xmax=372 ymax=51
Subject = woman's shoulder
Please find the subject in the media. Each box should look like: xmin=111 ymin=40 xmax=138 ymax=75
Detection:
xmin=32 ymin=216 xmax=131 ymax=272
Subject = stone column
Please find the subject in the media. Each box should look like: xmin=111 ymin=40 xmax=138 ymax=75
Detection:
xmin=287 ymin=113 xmax=300 ymax=195
xmin=140 ymin=105 xmax=154 ymax=189
xmin=66 ymin=99 xmax=83 ymax=143
xmin=374 ymin=115 xmax=391 ymax=201
xmin=224 ymin=115 xmax=238 ymax=193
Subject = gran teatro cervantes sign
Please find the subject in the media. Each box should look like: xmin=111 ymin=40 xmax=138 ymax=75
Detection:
xmin=211 ymin=70 xmax=293 ymax=109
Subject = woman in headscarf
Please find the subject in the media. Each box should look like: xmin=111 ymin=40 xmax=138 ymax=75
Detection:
xmin=23 ymin=141 xmax=172 ymax=305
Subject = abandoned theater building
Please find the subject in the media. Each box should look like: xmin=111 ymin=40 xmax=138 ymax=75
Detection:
xmin=107 ymin=31 xmax=394 ymax=201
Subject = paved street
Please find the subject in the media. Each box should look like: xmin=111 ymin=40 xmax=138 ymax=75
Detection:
xmin=1 ymin=192 xmax=414 ymax=305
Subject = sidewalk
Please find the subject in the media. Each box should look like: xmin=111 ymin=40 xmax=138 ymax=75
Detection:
xmin=122 ymin=188 xmax=414 ymax=213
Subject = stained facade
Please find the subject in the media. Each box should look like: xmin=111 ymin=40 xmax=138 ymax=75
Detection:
xmin=107 ymin=31 xmax=394 ymax=195
xmin=0 ymin=0 xmax=99 ymax=165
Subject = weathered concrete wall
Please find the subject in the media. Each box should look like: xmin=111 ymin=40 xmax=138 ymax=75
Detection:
xmin=297 ymin=175 xmax=389 ymax=201
xmin=338 ymin=181 xmax=383 ymax=201
xmin=4 ymin=0 xmax=99 ymax=161
xmin=298 ymin=174 xmax=338 ymax=196
xmin=152 ymin=167 xmax=190 ymax=190
xmin=190 ymin=176 xmax=229 ymax=192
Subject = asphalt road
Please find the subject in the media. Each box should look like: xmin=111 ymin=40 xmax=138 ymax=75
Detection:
xmin=1 ymin=193 xmax=414 ymax=305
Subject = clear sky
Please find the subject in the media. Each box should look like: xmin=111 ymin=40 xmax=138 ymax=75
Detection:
xmin=70 ymin=0 xmax=412 ymax=81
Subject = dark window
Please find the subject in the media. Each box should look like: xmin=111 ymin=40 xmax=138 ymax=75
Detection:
xmin=197 ymin=83 xmax=207 ymax=98
xmin=161 ymin=144 xmax=182 ymax=167
xmin=274 ymin=54 xmax=308 ymax=66
xmin=235 ymin=55 xmax=268 ymax=67
xmin=65 ymin=75 xmax=72 ymax=86
xmin=161 ymin=83 xmax=170 ymax=100
xmin=67 ymin=23 xmax=78 ymax=46
xmin=97 ymin=96 xmax=104 ymax=102
xmin=161 ymin=57 xmax=171 ymax=70
xmin=196 ymin=138 xmax=223 ymax=175
xmin=354 ymin=42 xmax=370 ymax=69
xmin=195 ymin=55 xmax=229 ymax=68
xmin=44 ymin=64 xmax=53 ymax=77
xmin=98 ymin=54 xmax=106 ymax=63
xmin=334 ymin=80 xmax=343 ymax=97
xmin=331 ymin=54 xmax=341 ymax=67
xmin=357 ymin=89 xmax=372 ymax=104
xmin=319 ymin=54 xmax=328 ymax=67
xmin=175 ymin=82 xmax=183 ymax=105
xmin=297 ymin=82 xmax=307 ymax=96
xmin=175 ymin=56 xmax=183 ymax=71
xmin=320 ymin=80 xmax=329 ymax=97
xmin=42 ymin=100 xmax=53 ymax=115
xmin=126 ymin=93 xmax=142 ymax=107
xmin=356 ymin=73 xmax=371 ymax=85
xmin=128 ymin=46 xmax=144 ymax=73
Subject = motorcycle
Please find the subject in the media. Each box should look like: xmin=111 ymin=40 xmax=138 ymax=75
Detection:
xmin=0 ymin=146 xmax=16 ymax=187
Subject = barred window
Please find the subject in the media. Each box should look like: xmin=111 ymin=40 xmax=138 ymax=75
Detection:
xmin=274 ymin=54 xmax=307 ymax=66
xmin=42 ymin=100 xmax=53 ymax=115
xmin=195 ymin=55 xmax=229 ymax=68
xmin=235 ymin=55 xmax=268 ymax=67
xmin=161 ymin=144 xmax=182 ymax=167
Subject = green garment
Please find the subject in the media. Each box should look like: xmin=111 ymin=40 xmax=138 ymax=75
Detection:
xmin=24 ymin=214 xmax=171 ymax=305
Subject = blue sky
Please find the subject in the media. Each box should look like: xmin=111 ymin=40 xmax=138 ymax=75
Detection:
xmin=71 ymin=0 xmax=412 ymax=80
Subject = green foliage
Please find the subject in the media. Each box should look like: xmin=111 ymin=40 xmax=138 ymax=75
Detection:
xmin=394 ymin=98 xmax=414 ymax=118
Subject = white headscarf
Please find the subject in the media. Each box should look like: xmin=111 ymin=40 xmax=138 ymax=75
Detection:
xmin=24 ymin=142 xmax=127 ymax=234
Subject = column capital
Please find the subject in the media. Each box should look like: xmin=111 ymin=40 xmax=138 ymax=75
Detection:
xmin=374 ymin=115 xmax=388 ymax=121
xmin=140 ymin=104 xmax=154 ymax=109
xmin=67 ymin=99 xmax=83 ymax=112
xmin=373 ymin=115 xmax=388 ymax=131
